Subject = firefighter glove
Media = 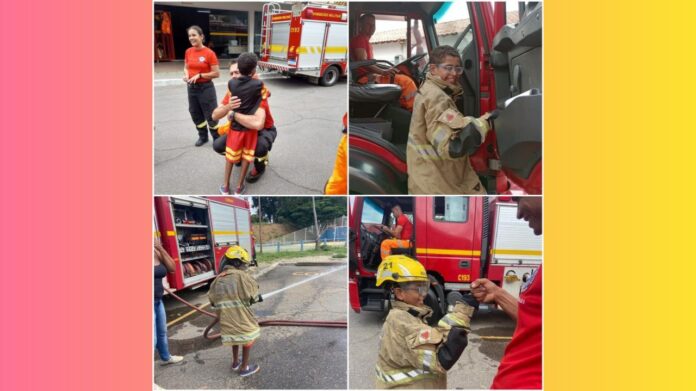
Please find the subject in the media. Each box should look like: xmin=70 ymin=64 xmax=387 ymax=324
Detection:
xmin=437 ymin=327 xmax=469 ymax=370
xmin=448 ymin=123 xmax=482 ymax=158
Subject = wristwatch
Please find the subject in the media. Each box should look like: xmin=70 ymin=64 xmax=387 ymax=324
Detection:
xmin=229 ymin=110 xmax=236 ymax=119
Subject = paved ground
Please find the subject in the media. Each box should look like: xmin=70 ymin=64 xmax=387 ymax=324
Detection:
xmin=154 ymin=68 xmax=347 ymax=195
xmin=348 ymin=305 xmax=515 ymax=389
xmin=155 ymin=258 xmax=347 ymax=389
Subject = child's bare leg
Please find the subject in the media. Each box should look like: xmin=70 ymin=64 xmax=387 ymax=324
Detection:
xmin=232 ymin=345 xmax=240 ymax=366
xmin=237 ymin=160 xmax=250 ymax=189
xmin=241 ymin=345 xmax=252 ymax=369
xmin=224 ymin=160 xmax=234 ymax=190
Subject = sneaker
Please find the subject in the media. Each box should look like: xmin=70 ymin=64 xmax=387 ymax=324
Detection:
xmin=239 ymin=364 xmax=260 ymax=377
xmin=234 ymin=184 xmax=246 ymax=195
xmin=219 ymin=185 xmax=230 ymax=195
xmin=231 ymin=361 xmax=241 ymax=371
xmin=246 ymin=167 xmax=265 ymax=183
xmin=161 ymin=355 xmax=184 ymax=365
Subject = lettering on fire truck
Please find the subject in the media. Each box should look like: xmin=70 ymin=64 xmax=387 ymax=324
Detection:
xmin=457 ymin=274 xmax=471 ymax=282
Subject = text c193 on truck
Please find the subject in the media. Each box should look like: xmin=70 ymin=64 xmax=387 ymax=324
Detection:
xmin=348 ymin=196 xmax=541 ymax=325
xmin=154 ymin=196 xmax=256 ymax=293
xmin=348 ymin=2 xmax=542 ymax=195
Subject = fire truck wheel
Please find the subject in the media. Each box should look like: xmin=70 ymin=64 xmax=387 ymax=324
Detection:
xmin=319 ymin=65 xmax=340 ymax=87
xmin=424 ymin=276 xmax=447 ymax=326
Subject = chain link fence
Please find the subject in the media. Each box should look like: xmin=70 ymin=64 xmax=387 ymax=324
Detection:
xmin=255 ymin=216 xmax=347 ymax=253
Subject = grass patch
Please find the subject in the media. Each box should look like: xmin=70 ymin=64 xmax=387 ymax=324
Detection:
xmin=255 ymin=245 xmax=347 ymax=263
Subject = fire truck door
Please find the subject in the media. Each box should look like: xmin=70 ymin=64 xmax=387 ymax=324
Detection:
xmin=270 ymin=21 xmax=290 ymax=60
xmin=422 ymin=197 xmax=479 ymax=286
xmin=324 ymin=22 xmax=347 ymax=63
xmin=233 ymin=207 xmax=252 ymax=254
xmin=490 ymin=202 xmax=542 ymax=298
xmin=209 ymin=202 xmax=239 ymax=266
xmin=298 ymin=21 xmax=327 ymax=70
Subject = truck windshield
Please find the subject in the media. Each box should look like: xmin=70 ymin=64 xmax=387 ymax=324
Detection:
xmin=362 ymin=199 xmax=384 ymax=224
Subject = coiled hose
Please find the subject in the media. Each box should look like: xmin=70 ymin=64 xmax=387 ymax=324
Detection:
xmin=164 ymin=288 xmax=347 ymax=340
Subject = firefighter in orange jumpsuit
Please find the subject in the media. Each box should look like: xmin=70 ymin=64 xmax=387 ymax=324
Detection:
xmin=324 ymin=113 xmax=347 ymax=195
xmin=350 ymin=13 xmax=418 ymax=111
xmin=379 ymin=203 xmax=413 ymax=260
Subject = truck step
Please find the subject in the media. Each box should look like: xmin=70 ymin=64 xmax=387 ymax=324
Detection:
xmin=363 ymin=298 xmax=386 ymax=311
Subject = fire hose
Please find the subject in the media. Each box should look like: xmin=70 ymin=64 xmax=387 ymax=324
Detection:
xmin=164 ymin=287 xmax=347 ymax=341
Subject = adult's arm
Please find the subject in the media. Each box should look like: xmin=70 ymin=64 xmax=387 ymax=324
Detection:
xmin=200 ymin=64 xmax=220 ymax=80
xmin=183 ymin=62 xmax=189 ymax=82
xmin=232 ymin=106 xmax=266 ymax=131
xmin=155 ymin=243 xmax=176 ymax=273
xmin=381 ymin=224 xmax=403 ymax=238
xmin=353 ymin=47 xmax=397 ymax=77
xmin=471 ymin=278 xmax=519 ymax=321
xmin=212 ymin=95 xmax=242 ymax=121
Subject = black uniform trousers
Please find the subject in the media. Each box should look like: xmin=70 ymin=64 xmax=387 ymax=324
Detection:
xmin=187 ymin=82 xmax=219 ymax=139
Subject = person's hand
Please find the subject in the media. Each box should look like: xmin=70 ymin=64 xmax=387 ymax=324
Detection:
xmin=183 ymin=74 xmax=189 ymax=82
xmin=154 ymin=242 xmax=165 ymax=252
xmin=227 ymin=96 xmax=241 ymax=110
xmin=188 ymin=73 xmax=201 ymax=84
xmin=380 ymin=67 xmax=398 ymax=77
xmin=471 ymin=278 xmax=500 ymax=304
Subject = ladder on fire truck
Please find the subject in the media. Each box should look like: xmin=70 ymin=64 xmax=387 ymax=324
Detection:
xmin=261 ymin=2 xmax=282 ymax=59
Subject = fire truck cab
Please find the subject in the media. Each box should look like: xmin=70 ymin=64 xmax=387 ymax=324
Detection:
xmin=154 ymin=196 xmax=256 ymax=292
xmin=349 ymin=196 xmax=541 ymax=323
xmin=259 ymin=2 xmax=348 ymax=86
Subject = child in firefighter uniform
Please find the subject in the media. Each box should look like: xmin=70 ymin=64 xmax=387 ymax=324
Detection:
xmin=375 ymin=255 xmax=476 ymax=389
xmin=407 ymin=45 xmax=492 ymax=194
xmin=208 ymin=246 xmax=262 ymax=377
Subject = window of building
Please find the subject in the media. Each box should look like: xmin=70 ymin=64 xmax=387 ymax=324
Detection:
xmin=433 ymin=197 xmax=469 ymax=222
xmin=209 ymin=11 xmax=249 ymax=59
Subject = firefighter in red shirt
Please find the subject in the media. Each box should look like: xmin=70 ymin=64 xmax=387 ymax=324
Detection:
xmin=378 ymin=203 xmax=413 ymax=260
xmin=184 ymin=26 xmax=221 ymax=147
xmin=471 ymin=196 xmax=542 ymax=389
xmin=350 ymin=13 xmax=418 ymax=111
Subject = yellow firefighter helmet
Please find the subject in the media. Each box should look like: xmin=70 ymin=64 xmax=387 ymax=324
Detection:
xmin=225 ymin=245 xmax=251 ymax=263
xmin=375 ymin=255 xmax=428 ymax=286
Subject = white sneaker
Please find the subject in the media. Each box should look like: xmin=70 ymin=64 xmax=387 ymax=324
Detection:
xmin=160 ymin=355 xmax=184 ymax=365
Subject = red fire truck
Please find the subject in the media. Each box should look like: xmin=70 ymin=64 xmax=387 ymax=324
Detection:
xmin=154 ymin=196 xmax=255 ymax=291
xmin=349 ymin=196 xmax=541 ymax=322
xmin=258 ymin=2 xmax=347 ymax=86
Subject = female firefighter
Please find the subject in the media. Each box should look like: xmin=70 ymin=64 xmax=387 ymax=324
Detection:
xmin=208 ymin=246 xmax=262 ymax=377
xmin=374 ymin=255 xmax=477 ymax=389
xmin=183 ymin=25 xmax=220 ymax=147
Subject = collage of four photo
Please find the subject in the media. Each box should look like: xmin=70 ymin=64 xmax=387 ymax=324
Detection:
xmin=153 ymin=1 xmax=542 ymax=389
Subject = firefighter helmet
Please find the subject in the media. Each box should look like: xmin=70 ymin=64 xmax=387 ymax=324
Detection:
xmin=225 ymin=245 xmax=251 ymax=263
xmin=375 ymin=255 xmax=428 ymax=286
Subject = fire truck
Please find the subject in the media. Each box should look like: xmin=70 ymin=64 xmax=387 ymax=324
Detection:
xmin=154 ymin=196 xmax=255 ymax=291
xmin=258 ymin=2 xmax=347 ymax=86
xmin=349 ymin=196 xmax=541 ymax=323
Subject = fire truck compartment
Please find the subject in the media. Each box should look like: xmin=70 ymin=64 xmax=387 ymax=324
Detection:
xmin=269 ymin=21 xmax=290 ymax=60
xmin=171 ymin=198 xmax=216 ymax=284
xmin=490 ymin=203 xmax=542 ymax=265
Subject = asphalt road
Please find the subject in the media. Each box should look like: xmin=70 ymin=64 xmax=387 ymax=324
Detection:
xmin=154 ymin=74 xmax=347 ymax=195
xmin=155 ymin=261 xmax=347 ymax=389
xmin=348 ymin=305 xmax=516 ymax=389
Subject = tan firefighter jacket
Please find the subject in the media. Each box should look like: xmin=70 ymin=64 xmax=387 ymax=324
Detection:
xmin=208 ymin=266 xmax=261 ymax=346
xmin=375 ymin=300 xmax=473 ymax=389
xmin=407 ymin=72 xmax=490 ymax=195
